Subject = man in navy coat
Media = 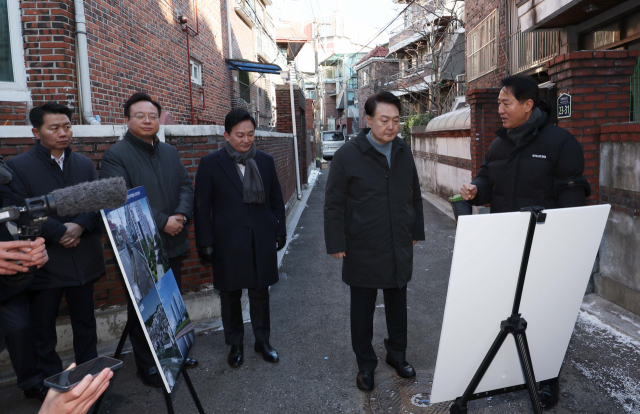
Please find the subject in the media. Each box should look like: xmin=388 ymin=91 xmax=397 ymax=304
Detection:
xmin=194 ymin=109 xmax=286 ymax=367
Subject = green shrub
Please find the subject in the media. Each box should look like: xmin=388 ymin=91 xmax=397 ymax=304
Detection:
xmin=401 ymin=112 xmax=434 ymax=145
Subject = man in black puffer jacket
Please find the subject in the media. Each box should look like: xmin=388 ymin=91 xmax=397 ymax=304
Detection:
xmin=461 ymin=75 xmax=590 ymax=409
xmin=462 ymin=75 xmax=590 ymax=213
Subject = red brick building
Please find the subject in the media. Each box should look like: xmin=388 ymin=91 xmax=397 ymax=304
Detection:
xmin=0 ymin=0 xmax=284 ymax=126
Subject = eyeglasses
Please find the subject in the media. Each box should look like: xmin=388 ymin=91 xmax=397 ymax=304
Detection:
xmin=132 ymin=114 xmax=159 ymax=121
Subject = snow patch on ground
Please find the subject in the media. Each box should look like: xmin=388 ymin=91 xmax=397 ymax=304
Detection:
xmin=308 ymin=170 xmax=320 ymax=186
xmin=575 ymin=311 xmax=640 ymax=412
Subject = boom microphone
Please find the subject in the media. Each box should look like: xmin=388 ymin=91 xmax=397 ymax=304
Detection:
xmin=47 ymin=177 xmax=128 ymax=216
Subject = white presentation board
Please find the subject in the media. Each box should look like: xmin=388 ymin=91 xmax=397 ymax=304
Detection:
xmin=430 ymin=205 xmax=611 ymax=404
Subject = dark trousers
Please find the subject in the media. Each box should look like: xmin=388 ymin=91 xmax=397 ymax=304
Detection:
xmin=350 ymin=285 xmax=408 ymax=372
xmin=219 ymin=287 xmax=270 ymax=345
xmin=28 ymin=282 xmax=98 ymax=379
xmin=0 ymin=291 xmax=42 ymax=390
xmin=129 ymin=255 xmax=183 ymax=369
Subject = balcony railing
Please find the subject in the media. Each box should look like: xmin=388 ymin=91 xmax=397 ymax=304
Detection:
xmin=508 ymin=0 xmax=560 ymax=74
xmin=509 ymin=30 xmax=560 ymax=74
xmin=235 ymin=0 xmax=256 ymax=27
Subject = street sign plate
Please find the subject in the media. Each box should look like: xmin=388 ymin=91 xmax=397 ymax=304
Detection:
xmin=558 ymin=93 xmax=571 ymax=119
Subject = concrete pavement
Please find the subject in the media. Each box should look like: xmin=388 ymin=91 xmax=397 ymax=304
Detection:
xmin=0 ymin=166 xmax=637 ymax=413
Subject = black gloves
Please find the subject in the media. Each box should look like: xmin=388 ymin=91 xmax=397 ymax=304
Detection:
xmin=198 ymin=245 xmax=215 ymax=263
xmin=276 ymin=236 xmax=286 ymax=251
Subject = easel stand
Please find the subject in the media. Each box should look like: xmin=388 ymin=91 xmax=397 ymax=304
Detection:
xmin=92 ymin=319 xmax=206 ymax=414
xmin=450 ymin=207 xmax=550 ymax=414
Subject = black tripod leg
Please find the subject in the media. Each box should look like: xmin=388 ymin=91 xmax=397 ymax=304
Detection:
xmin=450 ymin=328 xmax=510 ymax=413
xmin=163 ymin=387 xmax=175 ymax=414
xmin=91 ymin=319 xmax=134 ymax=414
xmin=183 ymin=368 xmax=206 ymax=414
xmin=513 ymin=331 xmax=542 ymax=414
xmin=114 ymin=318 xmax=134 ymax=359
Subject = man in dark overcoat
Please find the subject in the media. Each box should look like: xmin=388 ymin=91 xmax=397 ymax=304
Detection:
xmin=100 ymin=92 xmax=197 ymax=387
xmin=8 ymin=103 xmax=105 ymax=389
xmin=194 ymin=109 xmax=286 ymax=368
xmin=324 ymin=91 xmax=425 ymax=391
xmin=461 ymin=75 xmax=590 ymax=409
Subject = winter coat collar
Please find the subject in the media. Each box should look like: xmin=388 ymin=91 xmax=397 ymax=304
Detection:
xmin=34 ymin=139 xmax=72 ymax=163
xmin=355 ymin=128 xmax=403 ymax=154
xmin=495 ymin=111 xmax=550 ymax=149
xmin=124 ymin=130 xmax=159 ymax=154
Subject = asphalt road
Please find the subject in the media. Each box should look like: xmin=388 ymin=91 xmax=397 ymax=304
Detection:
xmin=0 ymin=166 xmax=635 ymax=413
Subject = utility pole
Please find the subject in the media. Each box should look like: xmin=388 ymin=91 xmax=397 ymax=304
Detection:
xmin=314 ymin=21 xmax=329 ymax=158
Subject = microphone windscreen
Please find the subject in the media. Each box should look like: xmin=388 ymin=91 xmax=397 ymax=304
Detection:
xmin=51 ymin=177 xmax=128 ymax=216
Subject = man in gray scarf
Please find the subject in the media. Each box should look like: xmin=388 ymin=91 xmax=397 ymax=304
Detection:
xmin=194 ymin=109 xmax=287 ymax=368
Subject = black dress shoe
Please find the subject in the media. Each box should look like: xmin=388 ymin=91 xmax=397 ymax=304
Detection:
xmin=385 ymin=355 xmax=416 ymax=378
xmin=254 ymin=342 xmax=279 ymax=363
xmin=356 ymin=370 xmax=374 ymax=391
xmin=136 ymin=366 xmax=163 ymax=388
xmin=184 ymin=357 xmax=199 ymax=369
xmin=228 ymin=343 xmax=244 ymax=368
xmin=539 ymin=378 xmax=559 ymax=409
xmin=24 ymin=383 xmax=48 ymax=402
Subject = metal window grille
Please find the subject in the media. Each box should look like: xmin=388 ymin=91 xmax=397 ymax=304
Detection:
xmin=632 ymin=58 xmax=640 ymax=122
xmin=507 ymin=0 xmax=560 ymax=75
xmin=467 ymin=9 xmax=497 ymax=81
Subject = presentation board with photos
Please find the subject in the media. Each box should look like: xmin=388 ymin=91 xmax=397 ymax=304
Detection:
xmin=101 ymin=187 xmax=196 ymax=393
xmin=430 ymin=205 xmax=610 ymax=404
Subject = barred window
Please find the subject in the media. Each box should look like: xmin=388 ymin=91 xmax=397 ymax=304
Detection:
xmin=466 ymin=9 xmax=498 ymax=81
xmin=359 ymin=68 xmax=370 ymax=87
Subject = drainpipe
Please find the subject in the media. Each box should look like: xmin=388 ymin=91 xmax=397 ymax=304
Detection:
xmin=74 ymin=0 xmax=100 ymax=125
xmin=227 ymin=0 xmax=233 ymax=59
xmin=289 ymin=77 xmax=302 ymax=200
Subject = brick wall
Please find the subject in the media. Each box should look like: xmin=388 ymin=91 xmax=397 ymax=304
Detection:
xmin=467 ymin=88 xmax=501 ymax=176
xmin=12 ymin=0 xmax=80 ymax=126
xmin=0 ymin=127 xmax=295 ymax=310
xmin=412 ymin=126 xmax=473 ymax=200
xmin=465 ymin=0 xmax=508 ymax=94
xmin=546 ymin=50 xmax=639 ymax=204
xmin=275 ymin=85 xmax=312 ymax=184
xmin=323 ymin=83 xmax=338 ymax=125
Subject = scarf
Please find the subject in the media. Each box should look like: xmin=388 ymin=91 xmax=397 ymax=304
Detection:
xmin=225 ymin=143 xmax=265 ymax=204
xmin=507 ymin=108 xmax=544 ymax=147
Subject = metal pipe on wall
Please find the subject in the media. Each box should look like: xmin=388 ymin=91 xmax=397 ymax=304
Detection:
xmin=182 ymin=23 xmax=196 ymax=125
xmin=227 ymin=0 xmax=233 ymax=59
xmin=74 ymin=0 xmax=100 ymax=125
xmin=289 ymin=78 xmax=302 ymax=200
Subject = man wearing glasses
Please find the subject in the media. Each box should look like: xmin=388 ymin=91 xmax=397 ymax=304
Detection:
xmin=101 ymin=93 xmax=197 ymax=387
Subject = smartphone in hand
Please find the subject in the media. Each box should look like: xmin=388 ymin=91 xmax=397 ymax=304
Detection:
xmin=44 ymin=356 xmax=123 ymax=392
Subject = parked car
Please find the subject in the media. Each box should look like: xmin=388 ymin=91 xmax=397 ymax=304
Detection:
xmin=321 ymin=130 xmax=346 ymax=160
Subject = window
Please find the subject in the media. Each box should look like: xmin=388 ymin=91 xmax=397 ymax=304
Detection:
xmin=579 ymin=10 xmax=640 ymax=51
xmin=191 ymin=59 xmax=202 ymax=85
xmin=347 ymin=91 xmax=355 ymax=108
xmin=466 ymin=9 xmax=498 ymax=81
xmin=0 ymin=0 xmax=29 ymax=101
xmin=239 ymin=70 xmax=251 ymax=103
xmin=360 ymin=68 xmax=370 ymax=87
